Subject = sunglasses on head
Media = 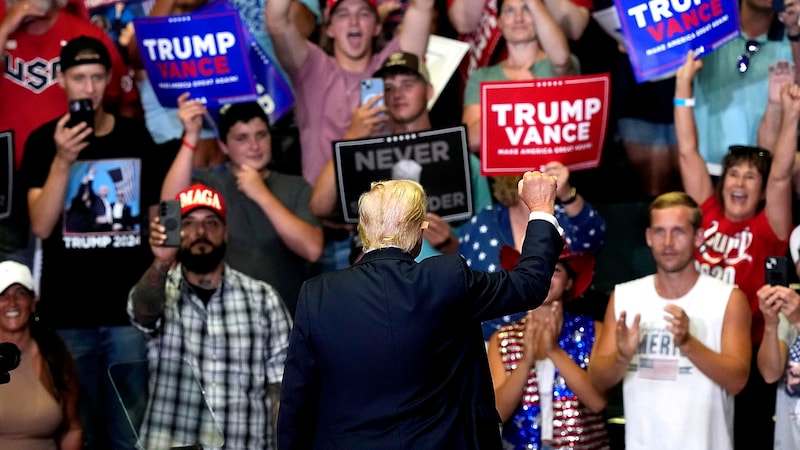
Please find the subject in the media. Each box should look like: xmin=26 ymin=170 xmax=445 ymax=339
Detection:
xmin=737 ymin=40 xmax=760 ymax=74
xmin=728 ymin=145 xmax=769 ymax=158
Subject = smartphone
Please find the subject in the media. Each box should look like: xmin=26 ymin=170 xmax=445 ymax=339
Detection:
xmin=360 ymin=78 xmax=385 ymax=108
xmin=66 ymin=99 xmax=94 ymax=143
xmin=66 ymin=99 xmax=94 ymax=128
xmin=765 ymin=256 xmax=789 ymax=287
xmin=158 ymin=199 xmax=182 ymax=247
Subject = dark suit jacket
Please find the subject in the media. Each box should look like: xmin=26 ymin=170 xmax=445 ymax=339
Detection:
xmin=278 ymin=219 xmax=563 ymax=449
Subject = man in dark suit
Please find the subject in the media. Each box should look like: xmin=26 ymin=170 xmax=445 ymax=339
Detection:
xmin=278 ymin=171 xmax=564 ymax=449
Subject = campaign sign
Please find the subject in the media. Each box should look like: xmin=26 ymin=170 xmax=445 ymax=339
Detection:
xmin=0 ymin=131 xmax=11 ymax=219
xmin=134 ymin=10 xmax=257 ymax=111
xmin=480 ymin=74 xmax=610 ymax=176
xmin=615 ymin=0 xmax=740 ymax=82
xmin=197 ymin=0 xmax=296 ymax=123
xmin=333 ymin=126 xmax=473 ymax=224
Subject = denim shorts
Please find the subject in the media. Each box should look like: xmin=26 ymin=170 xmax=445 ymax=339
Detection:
xmin=617 ymin=118 xmax=677 ymax=147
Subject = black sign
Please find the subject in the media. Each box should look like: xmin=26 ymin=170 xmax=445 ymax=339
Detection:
xmin=0 ymin=131 xmax=12 ymax=220
xmin=333 ymin=126 xmax=473 ymax=224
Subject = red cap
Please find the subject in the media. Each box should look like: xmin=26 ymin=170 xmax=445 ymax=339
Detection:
xmin=499 ymin=245 xmax=595 ymax=300
xmin=175 ymin=183 xmax=226 ymax=222
xmin=326 ymin=0 xmax=377 ymax=15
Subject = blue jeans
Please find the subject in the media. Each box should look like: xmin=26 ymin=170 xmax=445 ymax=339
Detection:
xmin=58 ymin=326 xmax=148 ymax=450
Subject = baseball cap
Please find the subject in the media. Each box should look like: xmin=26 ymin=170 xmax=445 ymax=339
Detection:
xmin=175 ymin=184 xmax=226 ymax=222
xmin=327 ymin=0 xmax=377 ymax=16
xmin=59 ymin=36 xmax=111 ymax=73
xmin=374 ymin=52 xmax=430 ymax=83
xmin=0 ymin=261 xmax=34 ymax=295
xmin=499 ymin=245 xmax=595 ymax=300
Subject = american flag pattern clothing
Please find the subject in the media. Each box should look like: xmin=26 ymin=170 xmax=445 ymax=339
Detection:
xmin=786 ymin=334 xmax=800 ymax=397
xmin=458 ymin=203 xmax=607 ymax=340
xmin=129 ymin=263 xmax=292 ymax=449
xmin=497 ymin=312 xmax=610 ymax=450
xmin=789 ymin=335 xmax=800 ymax=363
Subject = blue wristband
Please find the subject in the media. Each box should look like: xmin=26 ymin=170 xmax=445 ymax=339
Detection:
xmin=674 ymin=97 xmax=695 ymax=107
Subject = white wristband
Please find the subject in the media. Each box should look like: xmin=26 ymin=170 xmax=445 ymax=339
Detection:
xmin=674 ymin=97 xmax=695 ymax=107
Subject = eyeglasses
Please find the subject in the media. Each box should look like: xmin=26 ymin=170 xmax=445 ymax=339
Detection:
xmin=728 ymin=145 xmax=768 ymax=158
xmin=737 ymin=40 xmax=760 ymax=73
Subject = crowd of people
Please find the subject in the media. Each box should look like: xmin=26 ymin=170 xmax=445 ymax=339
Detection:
xmin=3 ymin=0 xmax=800 ymax=448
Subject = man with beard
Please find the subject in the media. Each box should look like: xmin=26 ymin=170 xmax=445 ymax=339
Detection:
xmin=127 ymin=183 xmax=292 ymax=450
xmin=589 ymin=192 xmax=752 ymax=450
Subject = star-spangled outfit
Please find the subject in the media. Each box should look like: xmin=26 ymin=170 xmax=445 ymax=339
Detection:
xmin=458 ymin=203 xmax=606 ymax=340
xmin=496 ymin=312 xmax=610 ymax=450
xmin=773 ymin=314 xmax=800 ymax=449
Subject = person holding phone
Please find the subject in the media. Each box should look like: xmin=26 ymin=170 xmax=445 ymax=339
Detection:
xmin=0 ymin=0 xmax=137 ymax=271
xmin=756 ymin=283 xmax=800 ymax=449
xmin=20 ymin=36 xmax=166 ymax=450
xmin=310 ymin=52 xmax=495 ymax=264
xmin=129 ymin=183 xmax=292 ymax=450
xmin=675 ymin=51 xmax=798 ymax=450
xmin=267 ymin=0 xmax=435 ymax=272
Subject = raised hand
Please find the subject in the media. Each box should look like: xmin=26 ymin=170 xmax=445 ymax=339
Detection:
xmin=147 ymin=216 xmax=179 ymax=264
xmin=518 ymin=171 xmax=558 ymax=215
xmin=615 ymin=310 xmax=640 ymax=361
xmin=53 ymin=114 xmax=91 ymax=165
xmin=423 ymin=213 xmax=453 ymax=250
xmin=343 ymin=95 xmax=388 ymax=140
xmin=779 ymin=81 xmax=800 ymax=120
xmin=520 ymin=310 xmax=542 ymax=367
xmin=543 ymin=161 xmax=572 ymax=201
xmin=664 ymin=303 xmax=690 ymax=347
xmin=757 ymin=284 xmax=785 ymax=328
xmin=675 ymin=50 xmax=703 ymax=92
xmin=767 ymin=61 xmax=795 ymax=104
xmin=0 ymin=1 xmax=47 ymax=36
xmin=539 ymin=301 xmax=563 ymax=358
xmin=176 ymin=92 xmax=207 ymax=140
xmin=232 ymin=163 xmax=269 ymax=201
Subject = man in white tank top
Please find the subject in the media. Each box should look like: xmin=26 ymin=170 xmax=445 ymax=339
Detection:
xmin=589 ymin=192 xmax=752 ymax=450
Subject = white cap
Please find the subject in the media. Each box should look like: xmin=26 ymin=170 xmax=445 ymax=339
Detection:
xmin=0 ymin=261 xmax=34 ymax=295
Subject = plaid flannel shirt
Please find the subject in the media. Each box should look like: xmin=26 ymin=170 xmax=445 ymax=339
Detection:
xmin=128 ymin=263 xmax=291 ymax=449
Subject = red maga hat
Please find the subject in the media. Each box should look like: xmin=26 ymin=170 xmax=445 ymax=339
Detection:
xmin=175 ymin=183 xmax=226 ymax=222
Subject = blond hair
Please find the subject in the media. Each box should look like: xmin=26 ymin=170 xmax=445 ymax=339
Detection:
xmin=357 ymin=180 xmax=427 ymax=253
xmin=649 ymin=191 xmax=702 ymax=230
xmin=492 ymin=175 xmax=523 ymax=207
